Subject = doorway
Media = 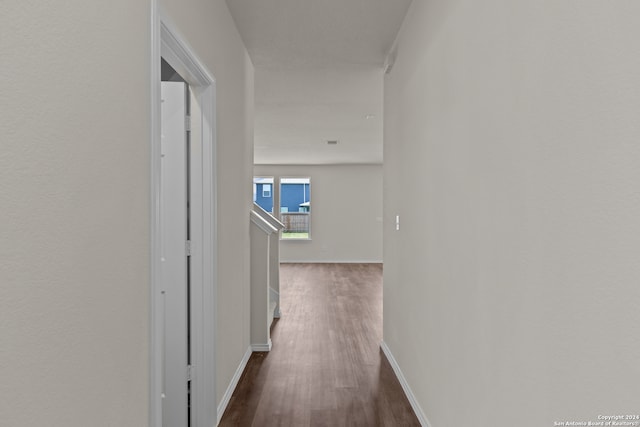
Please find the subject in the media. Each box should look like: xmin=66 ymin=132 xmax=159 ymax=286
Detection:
xmin=160 ymin=63 xmax=191 ymax=426
xmin=151 ymin=14 xmax=218 ymax=427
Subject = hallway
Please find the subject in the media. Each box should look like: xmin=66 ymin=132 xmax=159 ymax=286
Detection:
xmin=219 ymin=263 xmax=420 ymax=426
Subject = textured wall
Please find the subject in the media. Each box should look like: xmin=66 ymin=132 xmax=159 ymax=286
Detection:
xmin=255 ymin=164 xmax=383 ymax=263
xmin=383 ymin=1 xmax=640 ymax=426
xmin=0 ymin=0 xmax=254 ymax=425
xmin=0 ymin=1 xmax=150 ymax=425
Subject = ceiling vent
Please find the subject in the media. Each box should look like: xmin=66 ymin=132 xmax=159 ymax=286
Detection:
xmin=327 ymin=140 xmax=338 ymax=145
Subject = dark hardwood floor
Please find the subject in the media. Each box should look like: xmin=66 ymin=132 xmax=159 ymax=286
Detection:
xmin=219 ymin=263 xmax=421 ymax=427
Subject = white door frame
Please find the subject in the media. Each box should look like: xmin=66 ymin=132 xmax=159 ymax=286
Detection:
xmin=151 ymin=5 xmax=217 ymax=426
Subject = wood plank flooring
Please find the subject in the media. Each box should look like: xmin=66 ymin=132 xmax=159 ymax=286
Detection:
xmin=219 ymin=263 xmax=420 ymax=427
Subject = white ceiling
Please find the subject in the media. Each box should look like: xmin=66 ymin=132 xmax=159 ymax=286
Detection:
xmin=226 ymin=0 xmax=413 ymax=165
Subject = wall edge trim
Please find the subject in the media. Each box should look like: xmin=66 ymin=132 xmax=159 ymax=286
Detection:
xmin=380 ymin=341 xmax=432 ymax=427
xmin=279 ymin=260 xmax=384 ymax=264
xmin=216 ymin=346 xmax=252 ymax=425
xmin=250 ymin=339 xmax=273 ymax=352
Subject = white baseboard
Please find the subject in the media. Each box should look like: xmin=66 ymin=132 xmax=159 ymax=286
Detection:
xmin=251 ymin=339 xmax=272 ymax=352
xmin=380 ymin=341 xmax=432 ymax=427
xmin=217 ymin=346 xmax=252 ymax=426
xmin=280 ymin=260 xmax=383 ymax=264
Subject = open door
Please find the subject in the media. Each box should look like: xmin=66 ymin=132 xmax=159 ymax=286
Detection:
xmin=152 ymin=19 xmax=218 ymax=426
xmin=160 ymin=80 xmax=191 ymax=427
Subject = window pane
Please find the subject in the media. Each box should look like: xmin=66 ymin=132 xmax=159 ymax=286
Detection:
xmin=280 ymin=177 xmax=310 ymax=239
xmin=253 ymin=177 xmax=274 ymax=213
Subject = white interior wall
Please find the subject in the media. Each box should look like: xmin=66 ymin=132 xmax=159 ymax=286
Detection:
xmin=383 ymin=1 xmax=640 ymax=426
xmin=0 ymin=2 xmax=151 ymax=425
xmin=0 ymin=1 xmax=253 ymax=425
xmin=254 ymin=165 xmax=383 ymax=263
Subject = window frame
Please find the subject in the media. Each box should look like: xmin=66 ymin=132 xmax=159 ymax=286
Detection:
xmin=262 ymin=184 xmax=272 ymax=198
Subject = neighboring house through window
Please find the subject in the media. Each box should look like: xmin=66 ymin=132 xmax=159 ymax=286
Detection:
xmin=253 ymin=176 xmax=274 ymax=213
xmin=280 ymin=177 xmax=311 ymax=239
xmin=253 ymin=176 xmax=311 ymax=239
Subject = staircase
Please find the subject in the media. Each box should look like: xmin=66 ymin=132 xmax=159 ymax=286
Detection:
xmin=249 ymin=204 xmax=284 ymax=351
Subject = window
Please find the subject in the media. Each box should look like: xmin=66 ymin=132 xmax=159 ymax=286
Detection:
xmin=253 ymin=177 xmax=274 ymax=213
xmin=280 ymin=177 xmax=311 ymax=239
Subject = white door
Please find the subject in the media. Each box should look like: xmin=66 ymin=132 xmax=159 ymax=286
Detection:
xmin=160 ymin=81 xmax=190 ymax=427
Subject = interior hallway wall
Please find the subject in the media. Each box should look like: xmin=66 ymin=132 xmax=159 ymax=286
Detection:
xmin=0 ymin=0 xmax=253 ymax=425
xmin=383 ymin=1 xmax=640 ymax=426
xmin=1 ymin=1 xmax=151 ymax=425
xmin=254 ymin=164 xmax=383 ymax=263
